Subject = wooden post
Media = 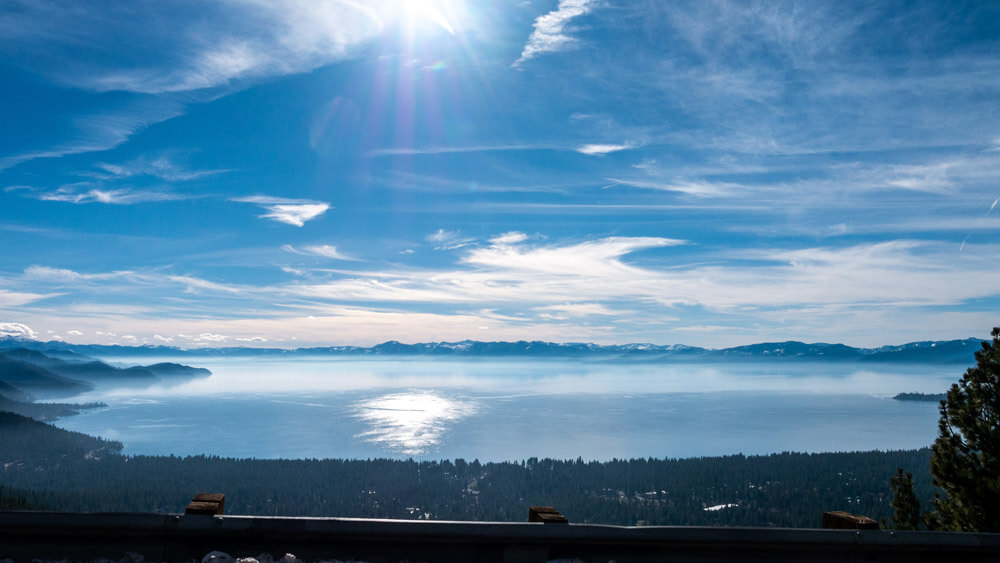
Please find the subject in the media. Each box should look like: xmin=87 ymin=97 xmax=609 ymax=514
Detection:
xmin=528 ymin=506 xmax=568 ymax=524
xmin=822 ymin=511 xmax=879 ymax=530
xmin=185 ymin=493 xmax=225 ymax=515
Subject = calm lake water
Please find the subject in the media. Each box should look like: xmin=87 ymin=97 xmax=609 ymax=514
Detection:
xmin=51 ymin=356 xmax=961 ymax=461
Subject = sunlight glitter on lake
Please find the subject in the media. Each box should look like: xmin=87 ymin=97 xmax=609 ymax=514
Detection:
xmin=352 ymin=391 xmax=477 ymax=455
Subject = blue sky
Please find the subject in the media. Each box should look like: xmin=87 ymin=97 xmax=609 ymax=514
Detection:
xmin=1 ymin=0 xmax=999 ymax=348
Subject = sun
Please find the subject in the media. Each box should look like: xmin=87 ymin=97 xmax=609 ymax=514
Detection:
xmin=397 ymin=0 xmax=458 ymax=36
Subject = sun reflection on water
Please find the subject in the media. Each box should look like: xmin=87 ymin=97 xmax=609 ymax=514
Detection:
xmin=353 ymin=391 xmax=476 ymax=455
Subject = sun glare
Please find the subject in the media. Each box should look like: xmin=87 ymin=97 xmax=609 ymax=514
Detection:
xmin=398 ymin=0 xmax=457 ymax=35
xmin=353 ymin=392 xmax=476 ymax=455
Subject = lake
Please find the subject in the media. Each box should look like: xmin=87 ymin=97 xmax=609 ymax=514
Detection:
xmin=50 ymin=356 xmax=962 ymax=461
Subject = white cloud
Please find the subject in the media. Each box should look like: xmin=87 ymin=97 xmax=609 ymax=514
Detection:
xmin=66 ymin=330 xmax=83 ymax=336
xmin=4 ymin=1 xmax=385 ymax=95
xmin=576 ymin=143 xmax=633 ymax=155
xmin=20 ymin=266 xmax=246 ymax=299
xmin=0 ymin=322 xmax=37 ymax=339
xmin=306 ymin=245 xmax=353 ymax=260
xmin=489 ymin=232 xmax=529 ymax=245
xmin=192 ymin=333 xmax=228 ymax=343
xmin=463 ymin=236 xmax=684 ymax=276
xmin=696 ymin=241 xmax=1000 ymax=310
xmin=20 ymin=185 xmax=184 ymax=205
xmin=609 ymin=178 xmax=739 ymax=198
xmin=167 ymin=275 xmax=243 ymax=294
xmin=0 ymin=289 xmax=55 ymax=307
xmin=427 ymin=229 xmax=475 ymax=250
xmin=153 ymin=334 xmax=174 ymax=343
xmin=0 ymin=100 xmax=187 ymax=171
xmin=88 ymin=157 xmax=228 ymax=182
xmin=286 ymin=235 xmax=688 ymax=308
xmin=262 ymin=204 xmax=329 ymax=227
xmin=284 ymin=244 xmax=355 ymax=260
xmin=535 ymin=303 xmax=620 ymax=316
xmin=234 ymin=196 xmax=330 ymax=227
xmin=885 ymin=162 xmax=955 ymax=193
xmin=426 ymin=229 xmax=454 ymax=242
xmin=514 ymin=0 xmax=598 ymax=67
xmin=7 ymin=236 xmax=1000 ymax=348
xmin=0 ymin=2 xmax=383 ymax=171
xmin=23 ymin=266 xmax=134 ymax=282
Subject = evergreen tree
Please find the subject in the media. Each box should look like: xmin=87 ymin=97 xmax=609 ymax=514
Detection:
xmin=928 ymin=326 xmax=1000 ymax=531
xmin=889 ymin=468 xmax=920 ymax=530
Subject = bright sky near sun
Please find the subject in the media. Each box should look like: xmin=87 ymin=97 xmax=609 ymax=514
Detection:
xmin=1 ymin=0 xmax=999 ymax=348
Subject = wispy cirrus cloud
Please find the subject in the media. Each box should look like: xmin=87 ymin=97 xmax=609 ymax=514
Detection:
xmin=884 ymin=162 xmax=957 ymax=193
xmin=366 ymin=144 xmax=545 ymax=157
xmin=0 ymin=1 xmax=386 ymax=171
xmin=576 ymin=143 xmax=634 ymax=155
xmin=1 ymin=0 xmax=385 ymax=95
xmin=7 ymin=184 xmax=186 ymax=205
xmin=427 ymin=229 xmax=476 ymax=250
xmin=22 ymin=266 xmax=136 ymax=283
xmin=0 ymin=99 xmax=188 ymax=171
xmin=166 ymin=275 xmax=243 ymax=295
xmin=233 ymin=196 xmax=331 ymax=227
xmin=462 ymin=236 xmax=683 ymax=277
xmin=608 ymin=178 xmax=741 ymax=198
xmin=278 ymin=237 xmax=1000 ymax=323
xmin=283 ymin=244 xmax=356 ymax=261
xmin=284 ymin=235 xmax=688 ymax=308
xmin=0 ymin=289 xmax=57 ymax=307
xmin=513 ymin=0 xmax=599 ymax=67
xmin=534 ymin=302 xmax=621 ymax=317
xmin=21 ymin=266 xmax=245 ymax=297
xmin=6 ymin=155 xmax=221 ymax=204
xmin=489 ymin=232 xmax=530 ymax=245
xmin=85 ymin=156 xmax=228 ymax=182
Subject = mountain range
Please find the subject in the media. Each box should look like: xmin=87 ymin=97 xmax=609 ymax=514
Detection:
xmin=0 ymin=336 xmax=985 ymax=364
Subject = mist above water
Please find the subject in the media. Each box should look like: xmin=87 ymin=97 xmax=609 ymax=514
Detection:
xmin=78 ymin=355 xmax=955 ymax=398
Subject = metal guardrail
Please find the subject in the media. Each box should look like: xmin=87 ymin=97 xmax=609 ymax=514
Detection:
xmin=2 ymin=510 xmax=999 ymax=562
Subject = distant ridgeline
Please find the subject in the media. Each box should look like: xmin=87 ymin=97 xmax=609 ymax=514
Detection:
xmin=0 ymin=335 xmax=985 ymax=364
xmin=893 ymin=392 xmax=948 ymax=402
xmin=0 ymin=346 xmax=210 ymax=419
xmin=0 ymin=410 xmax=935 ymax=528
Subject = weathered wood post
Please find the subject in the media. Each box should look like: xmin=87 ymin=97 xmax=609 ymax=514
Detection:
xmin=529 ymin=506 xmax=568 ymax=523
xmin=822 ymin=511 xmax=879 ymax=529
xmin=185 ymin=493 xmax=225 ymax=515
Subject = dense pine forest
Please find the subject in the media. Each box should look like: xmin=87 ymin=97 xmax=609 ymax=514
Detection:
xmin=0 ymin=411 xmax=935 ymax=527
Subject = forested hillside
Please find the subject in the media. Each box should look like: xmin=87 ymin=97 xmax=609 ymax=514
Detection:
xmin=0 ymin=412 xmax=934 ymax=527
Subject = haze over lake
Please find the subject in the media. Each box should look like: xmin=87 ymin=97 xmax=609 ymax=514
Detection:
xmin=51 ymin=356 xmax=959 ymax=461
